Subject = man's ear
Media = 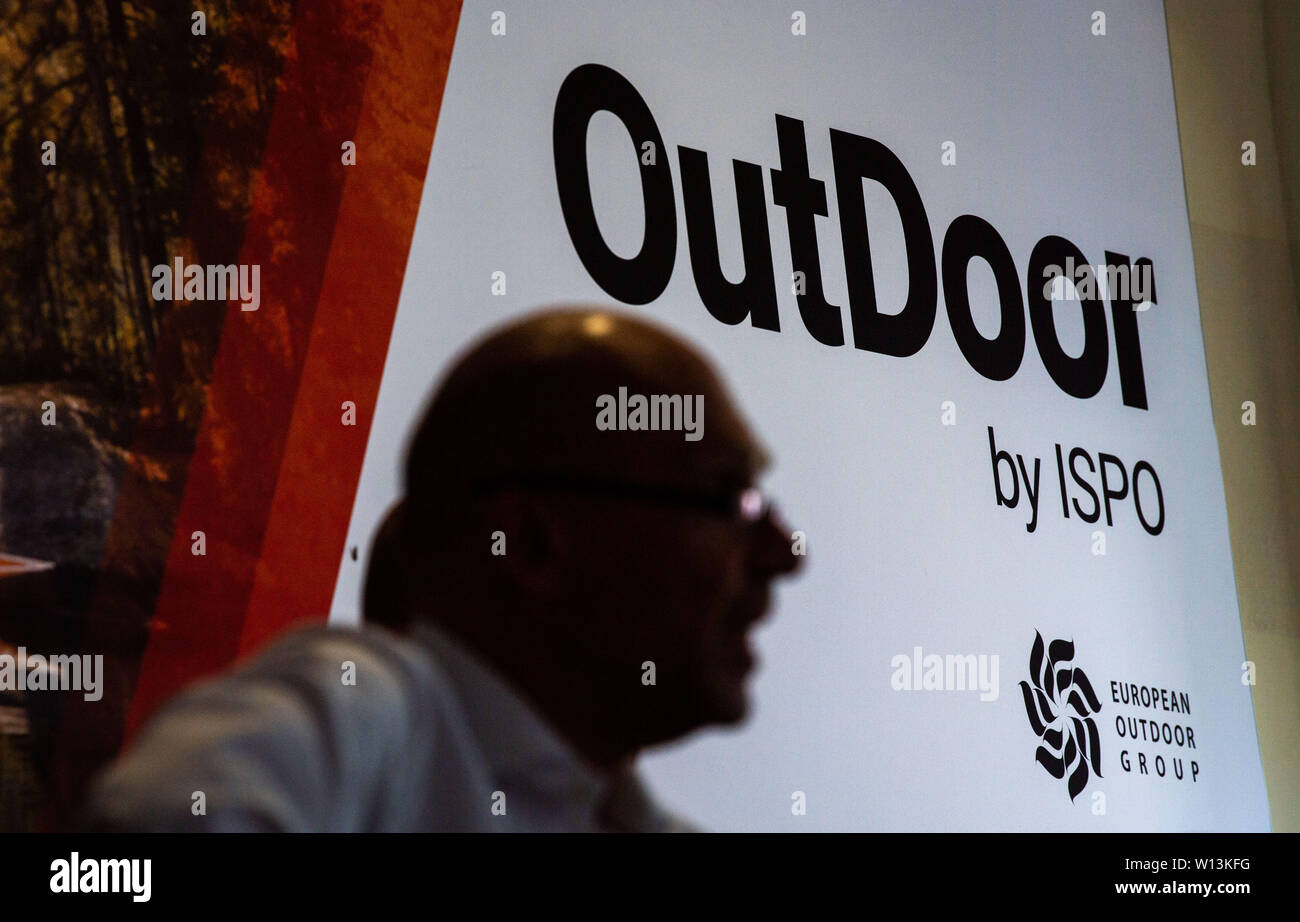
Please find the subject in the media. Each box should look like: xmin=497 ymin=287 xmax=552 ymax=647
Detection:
xmin=483 ymin=489 xmax=575 ymax=596
xmin=364 ymin=500 xmax=414 ymax=630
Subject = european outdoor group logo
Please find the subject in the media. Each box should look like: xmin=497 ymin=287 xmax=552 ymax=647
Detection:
xmin=1018 ymin=631 xmax=1104 ymax=801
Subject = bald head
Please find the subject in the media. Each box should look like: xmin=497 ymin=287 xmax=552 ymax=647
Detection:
xmin=403 ymin=307 xmax=766 ymax=504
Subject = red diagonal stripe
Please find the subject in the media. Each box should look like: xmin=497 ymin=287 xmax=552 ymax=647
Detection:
xmin=125 ymin=0 xmax=462 ymax=735
xmin=238 ymin=0 xmax=462 ymax=654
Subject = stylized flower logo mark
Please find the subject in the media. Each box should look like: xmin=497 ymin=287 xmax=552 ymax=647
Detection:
xmin=1018 ymin=631 xmax=1103 ymax=801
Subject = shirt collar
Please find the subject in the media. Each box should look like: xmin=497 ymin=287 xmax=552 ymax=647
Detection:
xmin=409 ymin=621 xmax=614 ymax=818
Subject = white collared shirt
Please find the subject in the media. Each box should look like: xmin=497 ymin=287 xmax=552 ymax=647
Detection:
xmin=87 ymin=622 xmax=697 ymax=832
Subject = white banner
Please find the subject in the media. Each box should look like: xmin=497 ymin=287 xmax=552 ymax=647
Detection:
xmin=331 ymin=0 xmax=1269 ymax=831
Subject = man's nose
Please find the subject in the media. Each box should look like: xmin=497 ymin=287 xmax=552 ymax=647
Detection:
xmin=750 ymin=504 xmax=805 ymax=577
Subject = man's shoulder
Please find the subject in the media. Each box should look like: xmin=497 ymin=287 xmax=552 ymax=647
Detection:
xmin=255 ymin=620 xmax=417 ymax=657
xmin=86 ymin=622 xmax=459 ymax=831
xmin=187 ymin=621 xmax=459 ymax=736
xmin=245 ymin=622 xmax=441 ymax=686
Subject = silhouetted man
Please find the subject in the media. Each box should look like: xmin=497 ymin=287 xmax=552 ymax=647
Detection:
xmin=86 ymin=307 xmax=803 ymax=831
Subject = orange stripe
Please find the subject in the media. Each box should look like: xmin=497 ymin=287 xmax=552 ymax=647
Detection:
xmin=238 ymin=0 xmax=463 ymax=654
xmin=125 ymin=0 xmax=463 ymax=735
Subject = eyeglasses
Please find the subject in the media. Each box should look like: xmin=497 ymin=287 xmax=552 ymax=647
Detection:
xmin=471 ymin=471 xmax=773 ymax=524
